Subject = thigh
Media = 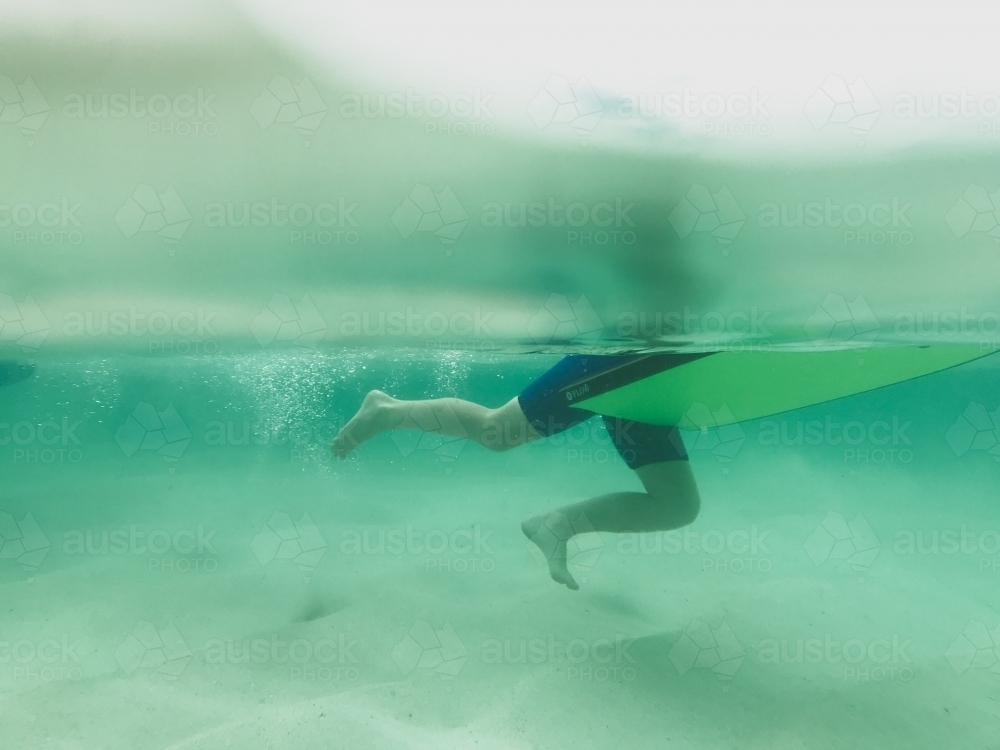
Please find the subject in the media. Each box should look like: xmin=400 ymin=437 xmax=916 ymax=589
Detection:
xmin=635 ymin=460 xmax=699 ymax=501
xmin=603 ymin=417 xmax=688 ymax=470
xmin=491 ymin=396 xmax=546 ymax=444
xmin=517 ymin=356 xmax=597 ymax=436
xmin=635 ymin=460 xmax=701 ymax=525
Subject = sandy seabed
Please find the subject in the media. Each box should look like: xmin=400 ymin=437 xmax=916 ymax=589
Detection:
xmin=4 ymin=413 xmax=999 ymax=750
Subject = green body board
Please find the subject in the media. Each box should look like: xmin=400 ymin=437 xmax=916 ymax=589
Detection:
xmin=574 ymin=346 xmax=990 ymax=429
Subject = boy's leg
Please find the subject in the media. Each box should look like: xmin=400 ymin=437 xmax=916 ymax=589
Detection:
xmin=522 ymin=460 xmax=700 ymax=590
xmin=331 ymin=390 xmax=538 ymax=458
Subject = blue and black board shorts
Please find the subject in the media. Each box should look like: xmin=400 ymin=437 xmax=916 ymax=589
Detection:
xmin=517 ymin=354 xmax=689 ymax=469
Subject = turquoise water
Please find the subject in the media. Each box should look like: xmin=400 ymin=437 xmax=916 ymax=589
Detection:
xmin=4 ymin=349 xmax=1000 ymax=748
xmin=5 ymin=2 xmax=1000 ymax=748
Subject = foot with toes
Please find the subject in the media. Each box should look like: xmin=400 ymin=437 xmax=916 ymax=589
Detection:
xmin=522 ymin=511 xmax=580 ymax=590
xmin=331 ymin=390 xmax=398 ymax=458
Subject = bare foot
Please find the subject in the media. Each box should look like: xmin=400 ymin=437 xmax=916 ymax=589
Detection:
xmin=331 ymin=390 xmax=398 ymax=458
xmin=521 ymin=511 xmax=580 ymax=590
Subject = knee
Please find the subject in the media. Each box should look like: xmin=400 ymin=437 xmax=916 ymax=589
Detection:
xmin=677 ymin=494 xmax=701 ymax=527
xmin=657 ymin=488 xmax=700 ymax=527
